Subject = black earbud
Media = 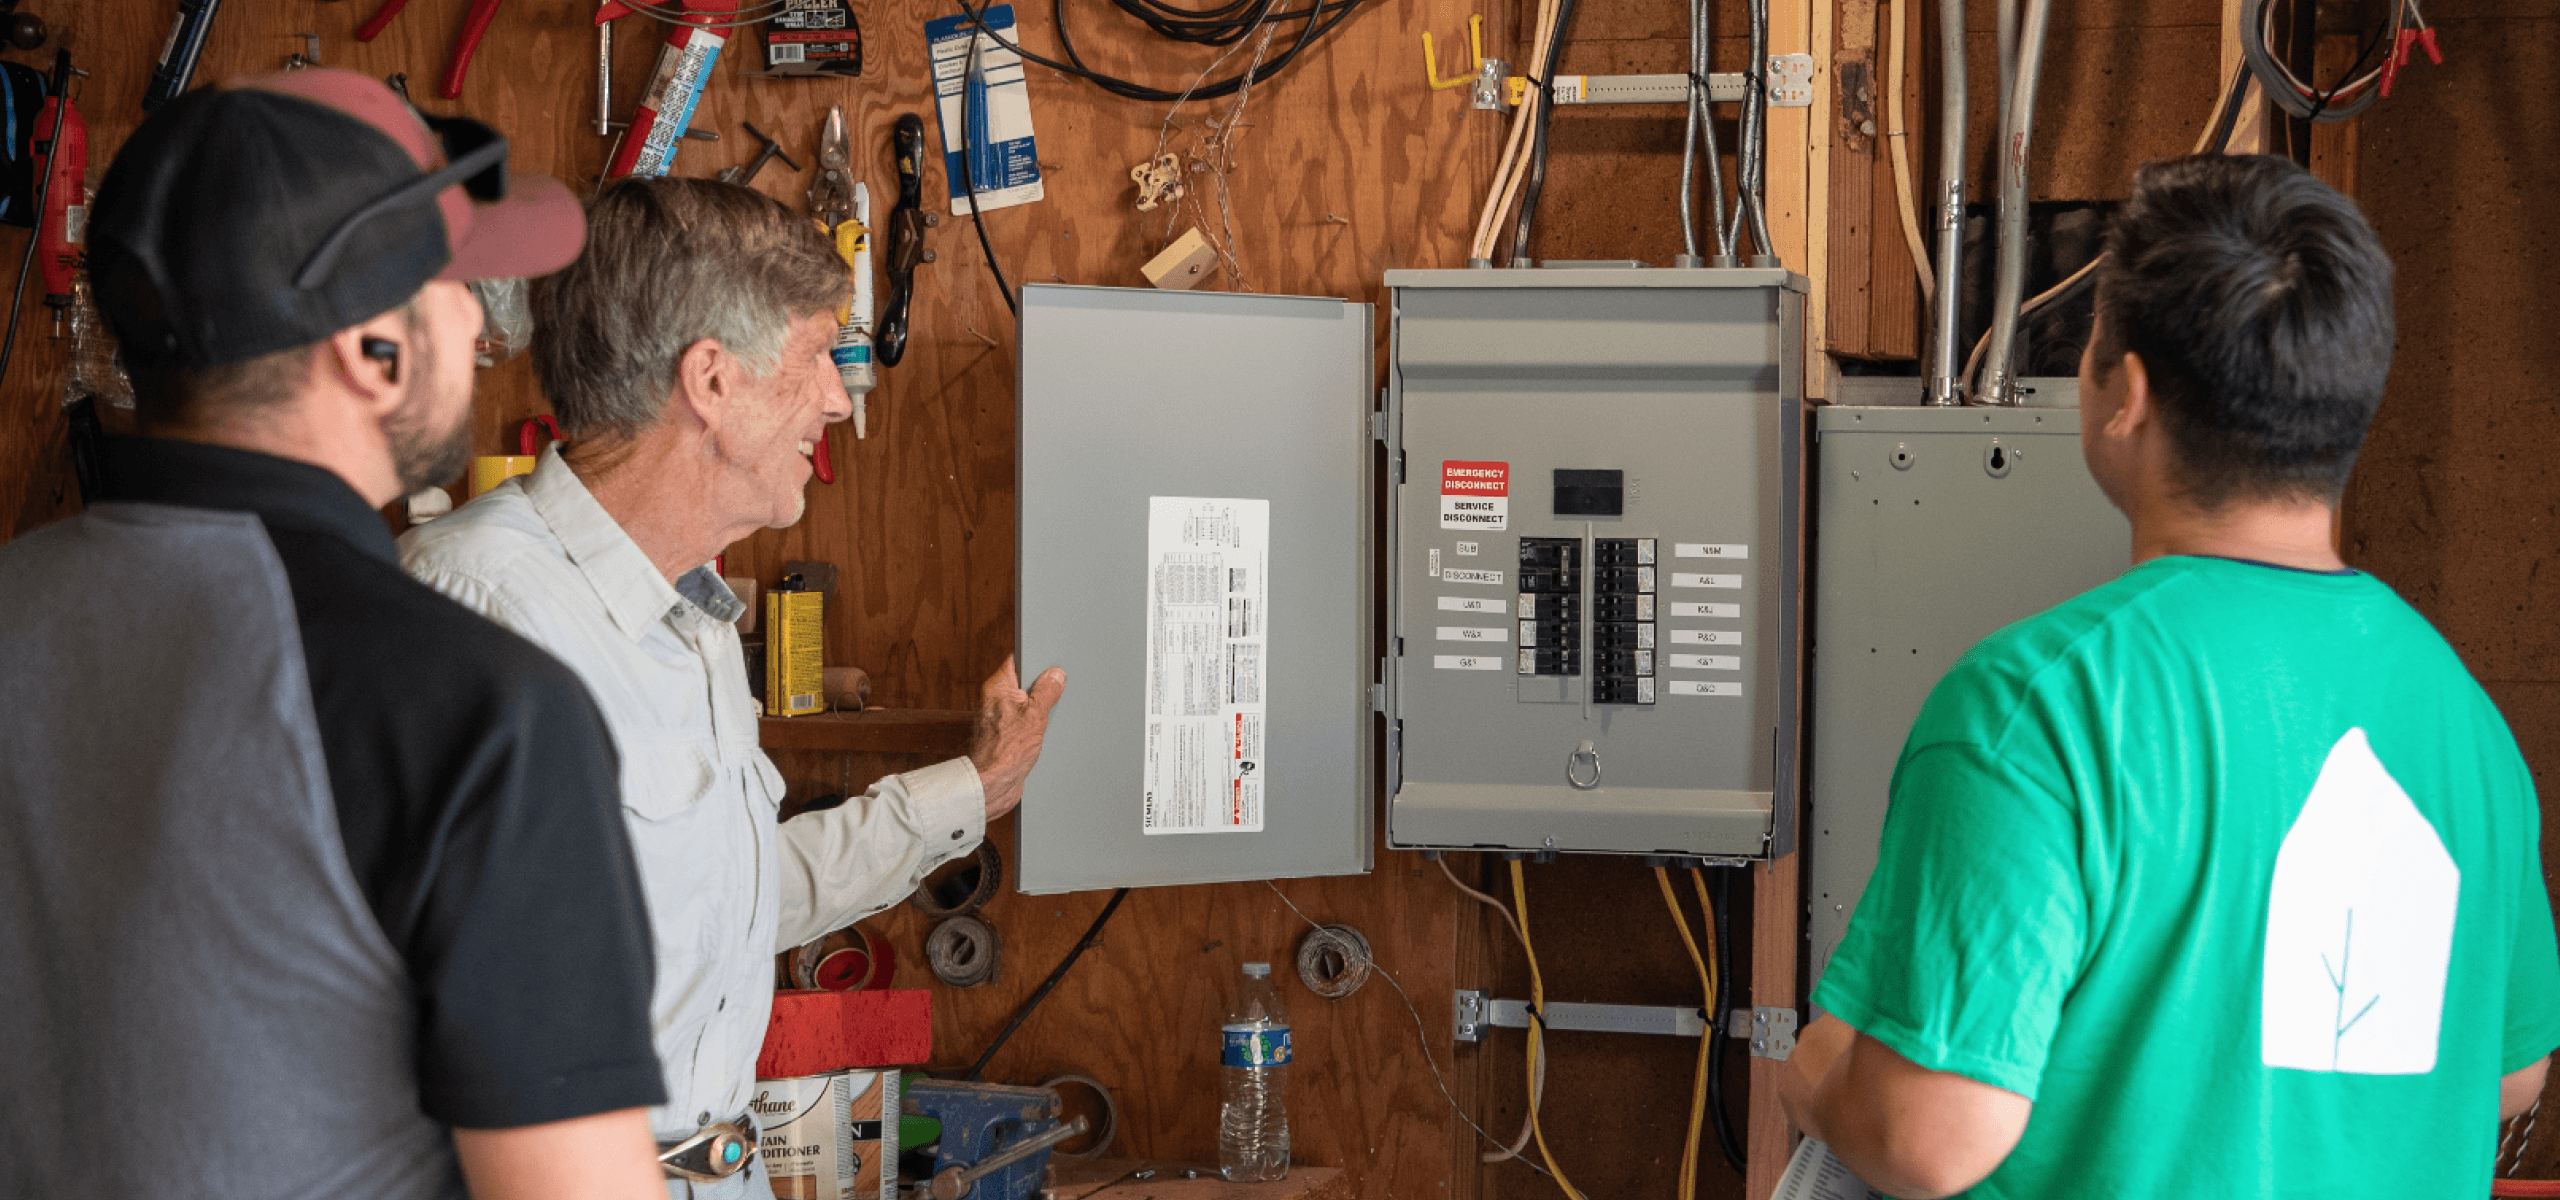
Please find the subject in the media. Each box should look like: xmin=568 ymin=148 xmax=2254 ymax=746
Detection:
xmin=360 ymin=336 xmax=401 ymax=383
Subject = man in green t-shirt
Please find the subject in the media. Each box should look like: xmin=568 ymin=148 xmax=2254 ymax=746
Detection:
xmin=1777 ymin=154 xmax=2560 ymax=1198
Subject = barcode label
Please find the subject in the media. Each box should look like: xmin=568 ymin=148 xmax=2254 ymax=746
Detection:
xmin=769 ymin=43 xmax=806 ymax=63
xmin=789 ymin=692 xmax=819 ymax=710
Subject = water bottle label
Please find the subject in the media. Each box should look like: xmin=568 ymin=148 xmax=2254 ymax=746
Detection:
xmin=1220 ymin=1027 xmax=1292 ymax=1068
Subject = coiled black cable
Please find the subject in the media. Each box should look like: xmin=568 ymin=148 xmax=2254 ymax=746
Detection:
xmin=1506 ymin=0 xmax=1579 ymax=265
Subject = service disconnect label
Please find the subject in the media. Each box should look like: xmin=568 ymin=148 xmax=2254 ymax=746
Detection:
xmin=1440 ymin=460 xmax=1509 ymax=530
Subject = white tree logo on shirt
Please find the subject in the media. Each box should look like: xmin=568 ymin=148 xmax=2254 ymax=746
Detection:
xmin=2260 ymin=728 xmax=2460 ymax=1075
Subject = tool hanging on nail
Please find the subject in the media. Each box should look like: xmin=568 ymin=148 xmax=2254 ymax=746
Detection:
xmin=602 ymin=0 xmax=736 ymax=179
xmin=877 ymin=113 xmax=935 ymax=370
xmin=717 ymin=121 xmax=799 ymax=185
xmin=143 ymin=0 xmax=225 ymax=110
xmin=808 ymin=107 xmax=875 ymax=440
xmin=353 ymin=0 xmax=507 ymax=100
xmin=33 ymin=61 xmax=85 ymax=338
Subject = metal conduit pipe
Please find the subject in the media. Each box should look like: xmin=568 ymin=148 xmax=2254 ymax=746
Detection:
xmin=1697 ymin=0 xmax=1732 ymax=263
xmin=1742 ymin=0 xmax=1776 ymax=263
xmin=1974 ymin=0 xmax=2054 ymax=406
xmin=1921 ymin=0 xmax=1967 ymax=405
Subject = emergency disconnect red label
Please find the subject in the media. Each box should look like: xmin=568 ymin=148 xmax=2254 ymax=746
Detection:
xmin=1440 ymin=461 xmax=1510 ymax=530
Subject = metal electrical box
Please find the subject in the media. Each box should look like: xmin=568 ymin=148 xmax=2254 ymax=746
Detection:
xmin=1805 ymin=395 xmax=2129 ymax=989
xmin=1014 ymin=285 xmax=1376 ymax=894
xmin=1383 ymin=269 xmax=1806 ymax=859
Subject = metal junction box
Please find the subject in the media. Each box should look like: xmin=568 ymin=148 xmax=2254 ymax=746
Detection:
xmin=1806 ymin=396 xmax=2129 ymax=991
xmin=1384 ymin=269 xmax=1806 ymax=859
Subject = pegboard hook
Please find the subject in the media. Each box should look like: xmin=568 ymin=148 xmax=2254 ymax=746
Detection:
xmin=1422 ymin=15 xmax=1484 ymax=91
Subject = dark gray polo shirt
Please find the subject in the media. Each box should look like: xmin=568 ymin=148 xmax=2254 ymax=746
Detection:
xmin=0 ymin=438 xmax=665 ymax=1198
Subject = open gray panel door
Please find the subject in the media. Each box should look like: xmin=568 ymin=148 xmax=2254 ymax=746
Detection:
xmin=1015 ymin=284 xmax=1376 ymax=894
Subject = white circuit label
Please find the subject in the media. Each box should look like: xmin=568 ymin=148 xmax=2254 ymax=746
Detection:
xmin=1438 ymin=595 xmax=1503 ymax=613
xmin=1668 ymin=680 xmax=1743 ymax=697
xmin=1672 ymin=629 xmax=1744 ymax=646
xmin=1437 ymin=626 xmax=1508 ymax=643
xmin=1673 ymin=573 xmax=1744 ymax=589
xmin=1675 ymin=543 xmax=1749 ymax=559
xmin=1669 ymin=602 xmax=1741 ymax=618
xmin=1441 ymin=568 xmax=1505 ymax=586
xmin=1434 ymin=654 xmax=1504 ymax=671
xmin=1669 ymin=654 xmax=1741 ymax=671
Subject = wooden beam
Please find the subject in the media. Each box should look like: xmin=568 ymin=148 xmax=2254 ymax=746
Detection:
xmin=2221 ymin=0 xmax=2271 ymax=154
xmin=1745 ymin=851 xmax=1803 ymax=1200
xmin=1767 ymin=0 xmax=1827 ymax=396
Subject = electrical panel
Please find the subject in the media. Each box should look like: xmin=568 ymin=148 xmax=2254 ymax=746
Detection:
xmin=1382 ymin=269 xmax=1806 ymax=859
xmin=1805 ymin=395 xmax=2130 ymax=992
xmin=1014 ymin=285 xmax=1375 ymax=895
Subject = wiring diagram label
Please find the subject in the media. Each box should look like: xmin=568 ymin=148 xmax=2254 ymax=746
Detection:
xmin=1440 ymin=460 xmax=1510 ymax=530
xmin=1141 ymin=496 xmax=1269 ymax=836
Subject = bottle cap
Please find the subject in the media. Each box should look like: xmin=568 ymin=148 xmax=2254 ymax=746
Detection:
xmin=1243 ymin=962 xmax=1270 ymax=978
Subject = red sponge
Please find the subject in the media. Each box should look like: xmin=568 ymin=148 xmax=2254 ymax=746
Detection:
xmin=757 ymin=988 xmax=933 ymax=1078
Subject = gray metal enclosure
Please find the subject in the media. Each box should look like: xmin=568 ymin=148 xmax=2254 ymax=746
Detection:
xmin=1806 ymin=397 xmax=2130 ymax=991
xmin=1383 ymin=269 xmax=1805 ymax=858
xmin=1014 ymin=285 xmax=1375 ymax=894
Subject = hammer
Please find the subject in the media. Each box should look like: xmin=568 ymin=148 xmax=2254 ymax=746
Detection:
xmin=717 ymin=121 xmax=800 ymax=186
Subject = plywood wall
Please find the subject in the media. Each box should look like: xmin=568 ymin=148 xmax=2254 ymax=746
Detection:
xmin=2344 ymin=0 xmax=2560 ymax=1171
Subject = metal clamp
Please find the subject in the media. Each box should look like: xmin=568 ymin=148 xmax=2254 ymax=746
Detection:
xmin=1566 ymin=740 xmax=1601 ymax=790
xmin=1738 ymin=1005 xmax=1798 ymax=1060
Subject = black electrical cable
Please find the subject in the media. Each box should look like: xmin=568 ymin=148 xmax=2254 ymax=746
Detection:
xmin=2204 ymin=61 xmax=2250 ymax=157
xmin=2299 ymin=17 xmax=2393 ymax=126
xmin=1506 ymin=0 xmax=1579 ymax=265
xmin=962 ymin=886 xmax=1131 ymax=1080
xmin=957 ymin=31 xmax=1017 ymax=317
xmin=2239 ymin=0 xmax=2395 ymax=123
xmin=0 ymin=51 xmax=70 ymax=399
xmin=1706 ymin=866 xmax=1747 ymax=1173
xmin=950 ymin=0 xmax=1373 ymax=105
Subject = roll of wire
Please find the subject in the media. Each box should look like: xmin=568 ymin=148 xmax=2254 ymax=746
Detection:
xmin=1040 ymin=1074 xmax=1120 ymax=1160
xmin=911 ymin=840 xmax=1003 ymax=919
xmin=1293 ymin=923 xmax=1373 ymax=999
xmin=925 ymin=915 xmax=1001 ymax=988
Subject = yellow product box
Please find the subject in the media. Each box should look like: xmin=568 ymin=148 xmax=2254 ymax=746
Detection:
xmin=764 ymin=586 xmax=825 ymax=717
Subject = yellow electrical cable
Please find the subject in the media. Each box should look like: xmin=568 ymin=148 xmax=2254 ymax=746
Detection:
xmin=1658 ymin=867 xmax=1713 ymax=1200
xmin=1510 ymin=860 xmax=1586 ymax=1200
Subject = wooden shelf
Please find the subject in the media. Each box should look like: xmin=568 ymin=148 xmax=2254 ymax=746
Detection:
xmin=757 ymin=708 xmax=975 ymax=756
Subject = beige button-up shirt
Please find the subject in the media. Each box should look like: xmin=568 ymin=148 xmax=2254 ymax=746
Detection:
xmin=401 ymin=449 xmax=982 ymax=1197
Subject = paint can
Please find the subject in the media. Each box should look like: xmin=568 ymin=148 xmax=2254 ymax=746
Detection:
xmin=754 ymin=1068 xmax=898 ymax=1200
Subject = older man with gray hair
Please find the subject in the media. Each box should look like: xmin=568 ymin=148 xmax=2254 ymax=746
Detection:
xmin=401 ymin=177 xmax=1065 ymax=1198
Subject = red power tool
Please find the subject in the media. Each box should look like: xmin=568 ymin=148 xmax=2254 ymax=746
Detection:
xmin=32 ymin=75 xmax=84 ymax=333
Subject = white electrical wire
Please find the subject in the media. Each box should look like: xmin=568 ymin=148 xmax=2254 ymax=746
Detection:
xmin=1263 ymin=881 xmax=1550 ymax=1176
xmin=1885 ymin=0 xmax=1932 ymax=297
xmin=1468 ymin=0 xmax=1565 ymax=262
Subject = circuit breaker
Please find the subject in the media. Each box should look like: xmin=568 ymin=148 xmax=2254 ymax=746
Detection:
xmin=1805 ymin=394 xmax=2130 ymax=990
xmin=1383 ymin=269 xmax=1806 ymax=859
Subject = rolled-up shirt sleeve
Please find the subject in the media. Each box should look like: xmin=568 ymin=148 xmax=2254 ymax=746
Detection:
xmin=774 ymin=755 xmax=988 ymax=948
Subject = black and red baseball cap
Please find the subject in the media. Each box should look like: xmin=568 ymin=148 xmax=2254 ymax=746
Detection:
xmin=89 ymin=69 xmax=584 ymax=372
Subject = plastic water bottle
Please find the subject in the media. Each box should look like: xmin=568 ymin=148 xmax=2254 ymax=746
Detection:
xmin=1218 ymin=962 xmax=1291 ymax=1182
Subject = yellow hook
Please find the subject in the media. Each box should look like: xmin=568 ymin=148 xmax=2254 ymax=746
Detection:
xmin=1423 ymin=14 xmax=1485 ymax=91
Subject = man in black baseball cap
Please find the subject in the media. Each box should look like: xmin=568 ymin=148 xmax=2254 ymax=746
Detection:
xmin=0 ymin=70 xmax=670 ymax=1200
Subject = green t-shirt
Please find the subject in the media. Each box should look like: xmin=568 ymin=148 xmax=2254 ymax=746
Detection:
xmin=1814 ymin=555 xmax=2560 ymax=1199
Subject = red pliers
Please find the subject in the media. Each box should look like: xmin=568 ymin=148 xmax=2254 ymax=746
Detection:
xmin=355 ymin=0 xmax=506 ymax=100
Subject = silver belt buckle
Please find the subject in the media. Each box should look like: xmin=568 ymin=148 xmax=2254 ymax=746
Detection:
xmin=658 ymin=1113 xmax=758 ymax=1182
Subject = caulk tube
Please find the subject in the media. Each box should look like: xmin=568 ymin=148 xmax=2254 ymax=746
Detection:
xmin=833 ymin=182 xmax=876 ymax=438
xmin=603 ymin=0 xmax=731 ymax=178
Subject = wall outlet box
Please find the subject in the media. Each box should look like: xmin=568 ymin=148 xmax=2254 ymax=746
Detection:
xmin=1142 ymin=228 xmax=1218 ymax=290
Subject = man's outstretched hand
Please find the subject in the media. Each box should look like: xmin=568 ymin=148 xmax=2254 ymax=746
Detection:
xmin=968 ymin=656 xmax=1067 ymax=822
